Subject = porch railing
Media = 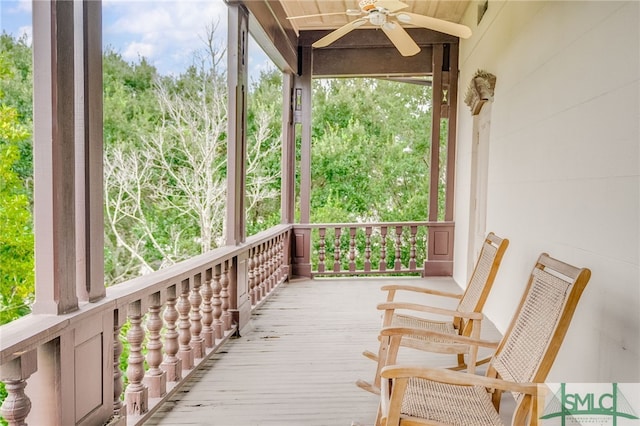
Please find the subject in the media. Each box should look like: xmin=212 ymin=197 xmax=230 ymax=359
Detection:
xmin=289 ymin=221 xmax=455 ymax=277
xmin=0 ymin=225 xmax=291 ymax=426
xmin=311 ymin=222 xmax=427 ymax=275
xmin=0 ymin=220 xmax=454 ymax=425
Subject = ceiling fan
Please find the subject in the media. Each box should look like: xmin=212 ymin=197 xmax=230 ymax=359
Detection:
xmin=287 ymin=0 xmax=472 ymax=57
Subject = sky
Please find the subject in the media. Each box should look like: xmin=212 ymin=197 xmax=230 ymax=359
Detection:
xmin=0 ymin=0 xmax=273 ymax=80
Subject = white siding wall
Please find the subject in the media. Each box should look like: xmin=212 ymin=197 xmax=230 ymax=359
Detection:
xmin=454 ymin=1 xmax=639 ymax=382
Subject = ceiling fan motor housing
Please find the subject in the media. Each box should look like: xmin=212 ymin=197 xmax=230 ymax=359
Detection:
xmin=369 ymin=11 xmax=388 ymax=26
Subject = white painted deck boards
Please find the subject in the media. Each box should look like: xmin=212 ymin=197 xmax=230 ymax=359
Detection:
xmin=145 ymin=276 xmax=504 ymax=426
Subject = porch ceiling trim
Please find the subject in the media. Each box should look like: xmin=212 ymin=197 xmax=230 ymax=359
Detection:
xmin=234 ymin=0 xmax=299 ymax=73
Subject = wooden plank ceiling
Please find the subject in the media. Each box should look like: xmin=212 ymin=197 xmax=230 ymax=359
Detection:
xmin=241 ymin=0 xmax=471 ymax=77
xmin=279 ymin=0 xmax=470 ymax=33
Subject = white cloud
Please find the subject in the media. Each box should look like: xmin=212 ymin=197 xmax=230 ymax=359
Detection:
xmin=15 ymin=0 xmax=31 ymax=13
xmin=123 ymin=41 xmax=156 ymax=61
xmin=103 ymin=0 xmax=229 ymax=74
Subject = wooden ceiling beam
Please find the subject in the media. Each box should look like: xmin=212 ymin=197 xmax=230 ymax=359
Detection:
xmin=299 ymin=28 xmax=458 ymax=48
xmin=301 ymin=28 xmax=457 ymax=77
xmin=312 ymin=47 xmax=434 ymax=77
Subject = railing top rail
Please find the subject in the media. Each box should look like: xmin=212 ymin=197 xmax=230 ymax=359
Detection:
xmin=293 ymin=221 xmax=451 ymax=228
xmin=0 ymin=224 xmax=293 ymax=366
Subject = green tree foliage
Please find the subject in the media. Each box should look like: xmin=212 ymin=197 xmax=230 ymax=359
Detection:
xmin=0 ymin=51 xmax=33 ymax=325
xmin=103 ymin=48 xmax=162 ymax=148
xmin=0 ymin=34 xmax=32 ymax=186
xmin=311 ymin=78 xmax=432 ymax=223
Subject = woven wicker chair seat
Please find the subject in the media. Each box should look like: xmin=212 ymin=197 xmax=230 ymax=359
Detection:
xmin=391 ymin=314 xmax=458 ymax=344
xmin=401 ymin=377 xmax=503 ymax=426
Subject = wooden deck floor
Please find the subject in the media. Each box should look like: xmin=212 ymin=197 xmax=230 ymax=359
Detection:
xmin=145 ymin=276 xmax=504 ymax=426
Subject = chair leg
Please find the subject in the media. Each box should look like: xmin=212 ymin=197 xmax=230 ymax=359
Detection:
xmin=457 ymin=353 xmax=465 ymax=368
xmin=362 ymin=349 xmax=379 ymax=362
xmin=373 ymin=337 xmax=390 ymax=389
xmin=355 ymin=379 xmax=381 ymax=395
xmin=375 ymin=402 xmax=383 ymax=426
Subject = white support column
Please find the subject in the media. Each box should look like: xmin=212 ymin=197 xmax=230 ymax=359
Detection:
xmin=291 ymin=47 xmax=313 ymax=277
xmin=297 ymin=47 xmax=312 ymax=225
xmin=226 ymin=3 xmax=249 ymax=246
xmin=32 ymin=0 xmax=78 ymax=315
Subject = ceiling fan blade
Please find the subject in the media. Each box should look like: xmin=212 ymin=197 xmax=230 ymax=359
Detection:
xmin=398 ymin=12 xmax=472 ymax=39
xmin=312 ymin=19 xmax=365 ymax=48
xmin=287 ymin=11 xmax=347 ymax=20
xmin=375 ymin=0 xmax=409 ymax=13
xmin=381 ymin=22 xmax=420 ymax=57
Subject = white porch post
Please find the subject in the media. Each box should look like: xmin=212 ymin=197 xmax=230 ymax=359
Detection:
xmin=226 ymin=3 xmax=251 ymax=331
xmin=290 ymin=46 xmax=313 ymax=277
xmin=32 ymin=0 xmax=78 ymax=315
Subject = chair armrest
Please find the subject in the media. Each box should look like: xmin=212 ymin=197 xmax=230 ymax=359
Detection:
xmin=380 ymin=326 xmax=499 ymax=349
xmin=381 ymin=284 xmax=463 ymax=300
xmin=380 ymin=365 xmax=540 ymax=395
xmin=377 ymin=302 xmax=483 ymax=320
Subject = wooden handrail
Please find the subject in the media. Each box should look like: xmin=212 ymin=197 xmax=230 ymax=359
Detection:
xmin=0 ymin=224 xmax=293 ymax=426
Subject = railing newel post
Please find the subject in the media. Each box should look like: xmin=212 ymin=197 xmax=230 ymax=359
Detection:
xmin=221 ymin=260 xmax=232 ymax=331
xmin=269 ymin=240 xmax=276 ymax=291
xmin=333 ymin=227 xmax=342 ymax=273
xmin=264 ymin=242 xmax=270 ymax=293
xmin=364 ymin=226 xmax=372 ymax=272
xmin=212 ymin=264 xmax=224 ymax=340
xmin=0 ymin=349 xmax=37 ymax=426
xmin=394 ymin=225 xmax=403 ymax=271
xmin=177 ymin=279 xmax=194 ymax=370
xmin=349 ymin=227 xmax=357 ymax=272
xmin=380 ymin=226 xmax=388 ymax=272
xmin=248 ymin=247 xmax=256 ymax=306
xmin=259 ymin=244 xmax=267 ymax=299
xmin=125 ymin=299 xmax=149 ymax=416
xmin=318 ymin=228 xmax=326 ymax=273
xmin=189 ymin=273 xmax=205 ymax=359
xmin=278 ymin=233 xmax=285 ymax=284
xmin=144 ymin=291 xmax=166 ymax=398
xmin=161 ymin=284 xmax=182 ymax=382
xmin=113 ymin=310 xmax=125 ymax=418
xmin=410 ymin=225 xmax=418 ymax=270
xmin=201 ymin=268 xmax=214 ymax=348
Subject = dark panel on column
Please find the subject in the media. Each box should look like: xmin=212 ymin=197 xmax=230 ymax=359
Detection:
xmin=76 ymin=0 xmax=105 ymax=302
xmin=281 ymin=72 xmax=296 ymax=224
xmin=445 ymin=43 xmax=459 ymax=222
xmin=226 ymin=4 xmax=249 ymax=245
xmin=428 ymin=44 xmax=443 ymax=222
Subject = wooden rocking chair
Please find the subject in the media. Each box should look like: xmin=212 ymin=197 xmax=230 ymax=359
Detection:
xmin=357 ymin=232 xmax=509 ymax=395
xmin=377 ymin=253 xmax=591 ymax=426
